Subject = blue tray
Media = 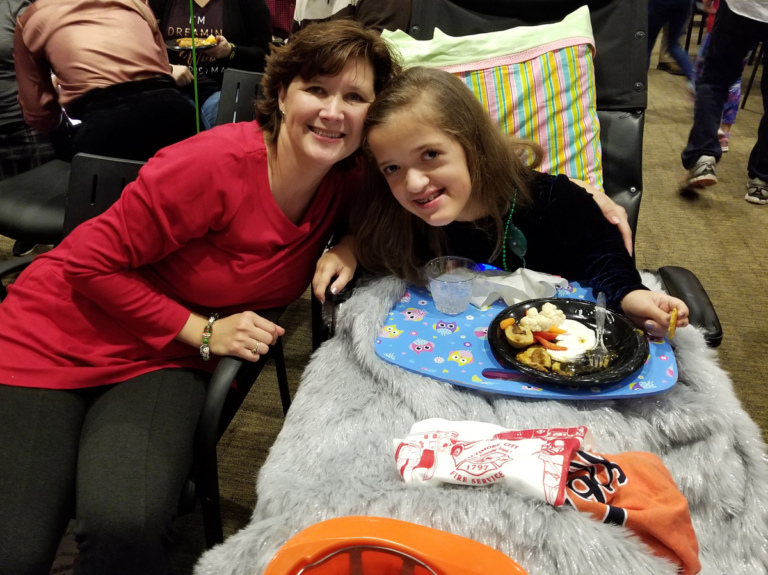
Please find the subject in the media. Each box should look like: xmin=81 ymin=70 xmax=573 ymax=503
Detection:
xmin=375 ymin=282 xmax=677 ymax=400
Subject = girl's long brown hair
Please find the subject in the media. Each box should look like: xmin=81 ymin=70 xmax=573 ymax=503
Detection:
xmin=354 ymin=66 xmax=543 ymax=284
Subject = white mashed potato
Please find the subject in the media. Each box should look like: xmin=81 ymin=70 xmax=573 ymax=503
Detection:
xmin=546 ymin=319 xmax=596 ymax=363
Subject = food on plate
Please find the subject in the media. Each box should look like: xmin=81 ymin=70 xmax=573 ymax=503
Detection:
xmin=516 ymin=345 xmax=551 ymax=372
xmin=519 ymin=302 xmax=566 ymax=332
xmin=499 ymin=302 xmax=611 ymax=375
xmin=668 ymin=307 xmax=678 ymax=339
xmin=543 ymin=319 xmax=596 ymax=363
xmin=504 ymin=323 xmax=534 ymax=348
xmin=499 ymin=317 xmax=516 ymax=330
xmin=176 ymin=35 xmax=217 ymax=48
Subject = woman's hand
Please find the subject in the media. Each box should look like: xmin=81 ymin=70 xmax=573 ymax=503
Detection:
xmin=569 ymin=178 xmax=633 ymax=256
xmin=177 ymin=311 xmax=285 ymax=362
xmin=620 ymin=290 xmax=689 ymax=338
xmin=312 ymin=235 xmax=358 ymax=303
xmin=207 ymin=35 xmax=233 ymax=60
xmin=171 ymin=64 xmax=193 ymax=87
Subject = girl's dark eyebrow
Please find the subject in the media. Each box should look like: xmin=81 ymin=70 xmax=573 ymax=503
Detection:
xmin=376 ymin=142 xmax=441 ymax=166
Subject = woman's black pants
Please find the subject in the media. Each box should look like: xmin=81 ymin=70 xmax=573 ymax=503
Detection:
xmin=0 ymin=368 xmax=208 ymax=575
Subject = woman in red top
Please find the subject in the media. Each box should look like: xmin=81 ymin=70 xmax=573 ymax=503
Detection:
xmin=0 ymin=21 xmax=399 ymax=575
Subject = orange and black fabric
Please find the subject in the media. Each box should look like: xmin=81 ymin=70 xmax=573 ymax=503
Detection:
xmin=566 ymin=450 xmax=701 ymax=575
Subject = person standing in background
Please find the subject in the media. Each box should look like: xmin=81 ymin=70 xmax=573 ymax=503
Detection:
xmin=657 ymin=23 xmax=688 ymax=75
xmin=0 ymin=0 xmax=55 ymax=180
xmin=647 ymin=0 xmax=695 ymax=89
xmin=151 ymin=0 xmax=271 ymax=129
xmin=14 ymin=0 xmax=197 ymax=161
xmin=691 ymin=0 xmax=746 ymax=153
xmin=680 ymin=0 xmax=767 ymax=205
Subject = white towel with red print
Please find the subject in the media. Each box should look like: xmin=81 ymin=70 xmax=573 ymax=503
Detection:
xmin=394 ymin=418 xmax=592 ymax=506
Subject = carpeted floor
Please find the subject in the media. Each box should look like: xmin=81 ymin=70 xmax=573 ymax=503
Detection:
xmin=1 ymin=42 xmax=766 ymax=575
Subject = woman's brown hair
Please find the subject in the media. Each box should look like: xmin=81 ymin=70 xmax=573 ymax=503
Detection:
xmin=257 ymin=20 xmax=401 ymax=169
xmin=355 ymin=66 xmax=543 ymax=284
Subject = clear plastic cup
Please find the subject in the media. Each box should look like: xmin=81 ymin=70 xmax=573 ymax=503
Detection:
xmin=424 ymin=256 xmax=478 ymax=315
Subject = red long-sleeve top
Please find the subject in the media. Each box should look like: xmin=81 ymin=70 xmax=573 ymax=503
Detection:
xmin=0 ymin=122 xmax=357 ymax=389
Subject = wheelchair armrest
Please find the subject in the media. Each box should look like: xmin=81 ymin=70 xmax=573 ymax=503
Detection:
xmin=0 ymin=255 xmax=35 ymax=301
xmin=311 ymin=273 xmax=360 ymax=351
xmin=657 ymin=265 xmax=723 ymax=347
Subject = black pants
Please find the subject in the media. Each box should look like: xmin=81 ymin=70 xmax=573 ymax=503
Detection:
xmin=67 ymin=77 xmax=198 ymax=162
xmin=0 ymin=369 xmax=208 ymax=575
xmin=681 ymin=0 xmax=768 ymax=181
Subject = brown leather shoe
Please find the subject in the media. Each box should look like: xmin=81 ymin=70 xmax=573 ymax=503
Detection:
xmin=657 ymin=61 xmax=686 ymax=76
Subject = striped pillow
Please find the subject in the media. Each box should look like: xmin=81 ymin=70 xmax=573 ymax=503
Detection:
xmin=382 ymin=7 xmax=603 ymax=189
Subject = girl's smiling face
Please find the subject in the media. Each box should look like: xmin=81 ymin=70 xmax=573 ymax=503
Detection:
xmin=278 ymin=57 xmax=375 ymax=168
xmin=367 ymin=108 xmax=482 ymax=226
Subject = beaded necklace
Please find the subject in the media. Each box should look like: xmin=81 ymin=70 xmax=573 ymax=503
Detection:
xmin=501 ymin=190 xmax=527 ymax=271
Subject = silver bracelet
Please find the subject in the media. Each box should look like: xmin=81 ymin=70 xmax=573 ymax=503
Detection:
xmin=200 ymin=313 xmax=219 ymax=361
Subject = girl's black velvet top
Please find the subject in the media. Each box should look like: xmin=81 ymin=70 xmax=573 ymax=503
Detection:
xmin=443 ymin=173 xmax=647 ymax=310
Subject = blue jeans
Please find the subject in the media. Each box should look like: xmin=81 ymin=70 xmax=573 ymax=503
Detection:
xmin=183 ymin=91 xmax=221 ymax=131
xmin=201 ymin=91 xmax=221 ymax=130
xmin=647 ymin=0 xmax=695 ymax=79
xmin=681 ymin=0 xmax=768 ymax=181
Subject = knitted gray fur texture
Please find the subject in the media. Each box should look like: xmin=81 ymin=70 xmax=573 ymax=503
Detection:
xmin=196 ymin=273 xmax=768 ymax=575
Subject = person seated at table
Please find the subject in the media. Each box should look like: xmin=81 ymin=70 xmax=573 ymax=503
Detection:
xmin=0 ymin=20 xmax=398 ymax=575
xmin=150 ymin=0 xmax=272 ymax=129
xmin=349 ymin=67 xmax=688 ymax=337
xmin=14 ymin=0 xmax=197 ymax=162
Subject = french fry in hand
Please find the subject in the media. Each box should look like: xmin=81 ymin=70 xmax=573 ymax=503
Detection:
xmin=667 ymin=308 xmax=678 ymax=339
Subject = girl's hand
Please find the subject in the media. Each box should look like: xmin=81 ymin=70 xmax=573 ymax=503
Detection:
xmin=176 ymin=311 xmax=285 ymax=362
xmin=207 ymin=35 xmax=233 ymax=60
xmin=620 ymin=290 xmax=689 ymax=338
xmin=312 ymin=235 xmax=358 ymax=303
xmin=569 ymin=178 xmax=633 ymax=256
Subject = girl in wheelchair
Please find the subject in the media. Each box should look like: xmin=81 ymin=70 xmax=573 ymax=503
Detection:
xmin=352 ymin=66 xmax=687 ymax=337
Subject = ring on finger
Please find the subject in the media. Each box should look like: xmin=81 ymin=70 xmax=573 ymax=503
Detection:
xmin=251 ymin=341 xmax=265 ymax=355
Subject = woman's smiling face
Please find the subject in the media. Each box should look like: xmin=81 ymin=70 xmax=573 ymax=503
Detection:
xmin=277 ymin=57 xmax=375 ymax=168
xmin=367 ymin=108 xmax=479 ymax=226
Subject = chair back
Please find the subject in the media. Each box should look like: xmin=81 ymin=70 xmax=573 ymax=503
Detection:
xmin=216 ymin=69 xmax=264 ymax=125
xmin=62 ymin=153 xmax=145 ymax=238
xmin=264 ymin=516 xmax=528 ymax=575
xmin=404 ymin=0 xmax=647 ymax=239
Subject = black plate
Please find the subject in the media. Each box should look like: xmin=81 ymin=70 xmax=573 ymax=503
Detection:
xmin=165 ymin=39 xmax=218 ymax=52
xmin=488 ymin=298 xmax=649 ymax=386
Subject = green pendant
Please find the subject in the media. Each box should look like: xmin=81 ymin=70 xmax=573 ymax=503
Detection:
xmin=506 ymin=224 xmax=527 ymax=258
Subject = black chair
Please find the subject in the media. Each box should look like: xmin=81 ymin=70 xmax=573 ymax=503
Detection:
xmin=0 ymin=158 xmax=70 ymax=255
xmin=216 ymin=69 xmax=264 ymax=125
xmin=0 ymin=152 xmax=291 ymax=548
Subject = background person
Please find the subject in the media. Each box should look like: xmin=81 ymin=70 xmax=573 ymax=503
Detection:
xmin=14 ymin=0 xmax=197 ymax=162
xmin=647 ymin=0 xmax=696 ymax=89
xmin=0 ymin=20 xmax=399 ymax=575
xmin=151 ymin=0 xmax=272 ymax=129
xmin=681 ymin=0 xmax=767 ymax=205
xmin=1 ymin=0 xmax=55 ymax=179
xmin=691 ymin=0 xmax=747 ymax=153
xmin=657 ymin=23 xmax=687 ymax=75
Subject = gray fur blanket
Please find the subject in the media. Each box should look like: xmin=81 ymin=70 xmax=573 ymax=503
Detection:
xmin=196 ymin=274 xmax=768 ymax=575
